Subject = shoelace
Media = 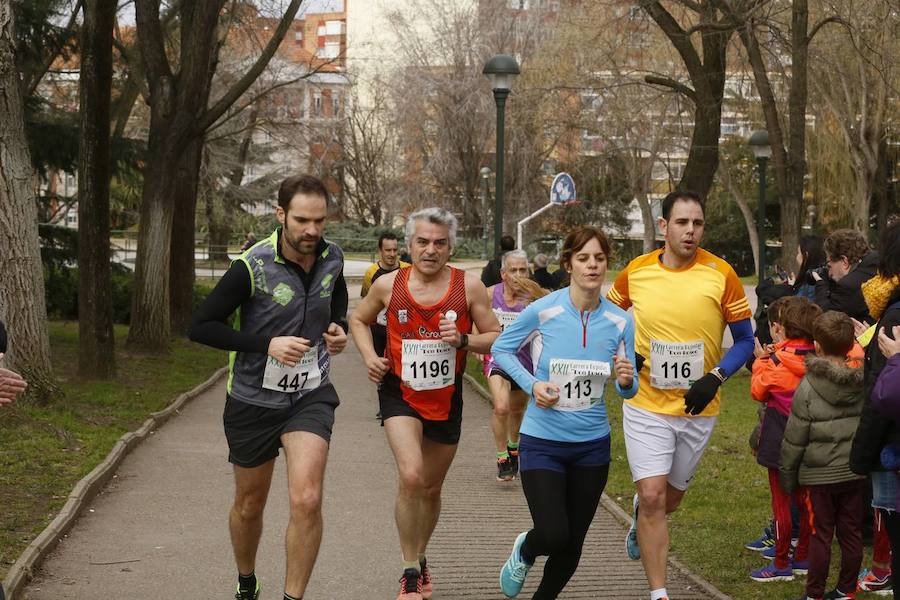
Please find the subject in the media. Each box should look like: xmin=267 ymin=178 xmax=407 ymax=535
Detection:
xmin=421 ymin=565 xmax=431 ymax=585
xmin=399 ymin=572 xmax=422 ymax=594
xmin=509 ymin=557 xmax=530 ymax=582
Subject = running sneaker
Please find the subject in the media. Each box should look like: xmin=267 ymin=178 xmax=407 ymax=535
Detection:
xmin=745 ymin=526 xmax=775 ymax=552
xmin=234 ymin=579 xmax=260 ymax=600
xmin=420 ymin=559 xmax=433 ymax=600
xmin=761 ymin=536 xmax=797 ymax=560
xmin=823 ymin=588 xmax=856 ymax=600
xmin=749 ymin=562 xmax=795 ymax=582
xmin=500 ymin=531 xmax=532 ymax=598
xmin=507 ymin=445 xmax=519 ymax=477
xmin=791 ymin=558 xmax=809 ymax=575
xmin=497 ymin=457 xmax=516 ymax=481
xmin=397 ymin=568 xmax=423 ymax=600
xmin=625 ymin=493 xmax=640 ymax=560
xmin=858 ymin=568 xmax=892 ymax=594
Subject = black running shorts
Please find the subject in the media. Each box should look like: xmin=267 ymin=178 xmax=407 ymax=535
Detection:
xmin=488 ymin=368 xmax=522 ymax=391
xmin=223 ymin=383 xmax=339 ymax=468
xmin=378 ymin=373 xmax=463 ymax=445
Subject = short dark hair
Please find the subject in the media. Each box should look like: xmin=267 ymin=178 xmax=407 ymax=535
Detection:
xmin=813 ymin=310 xmax=855 ymax=357
xmin=500 ymin=235 xmax=516 ymax=252
xmin=779 ymin=296 xmax=822 ymax=341
xmin=767 ymin=295 xmax=792 ymax=325
xmin=824 ymin=229 xmax=869 ymax=265
xmin=661 ymin=190 xmax=705 ymax=221
xmin=560 ymin=227 xmax=611 ymax=271
xmin=277 ymin=175 xmax=329 ymax=211
xmin=378 ymin=232 xmax=398 ymax=249
xmin=878 ymin=218 xmax=900 ymax=278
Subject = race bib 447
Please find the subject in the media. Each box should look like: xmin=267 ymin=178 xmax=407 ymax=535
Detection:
xmin=262 ymin=347 xmax=321 ymax=393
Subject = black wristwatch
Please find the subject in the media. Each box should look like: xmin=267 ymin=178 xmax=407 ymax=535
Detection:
xmin=457 ymin=333 xmax=469 ymax=349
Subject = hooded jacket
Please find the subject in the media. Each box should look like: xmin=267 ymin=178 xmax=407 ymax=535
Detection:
xmin=851 ymin=286 xmax=900 ymax=474
xmin=752 ymin=339 xmax=816 ymax=469
xmin=779 ymin=356 xmax=865 ymax=491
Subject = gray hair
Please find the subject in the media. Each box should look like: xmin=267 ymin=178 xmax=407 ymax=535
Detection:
xmin=405 ymin=207 xmax=458 ymax=247
xmin=501 ymin=249 xmax=528 ymax=270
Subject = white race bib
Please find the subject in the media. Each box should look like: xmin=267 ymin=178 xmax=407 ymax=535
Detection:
xmin=548 ymin=359 xmax=610 ymax=412
xmin=401 ymin=339 xmax=456 ymax=391
xmin=493 ymin=308 xmax=520 ymax=331
xmin=649 ymin=340 xmax=705 ymax=390
xmin=262 ymin=346 xmax=321 ymax=393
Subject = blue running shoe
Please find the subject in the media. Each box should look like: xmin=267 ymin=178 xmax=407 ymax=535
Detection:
xmin=745 ymin=526 xmax=775 ymax=552
xmin=500 ymin=532 xmax=533 ymax=598
xmin=750 ymin=562 xmax=795 ymax=582
xmin=792 ymin=558 xmax=809 ymax=575
xmin=625 ymin=493 xmax=640 ymax=560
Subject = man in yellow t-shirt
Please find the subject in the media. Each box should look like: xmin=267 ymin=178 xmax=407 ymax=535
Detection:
xmin=607 ymin=191 xmax=754 ymax=600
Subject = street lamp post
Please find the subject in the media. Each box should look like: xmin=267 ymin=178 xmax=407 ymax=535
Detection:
xmin=749 ymin=129 xmax=771 ymax=284
xmin=480 ymin=166 xmax=492 ymax=260
xmin=483 ymin=54 xmax=520 ymax=258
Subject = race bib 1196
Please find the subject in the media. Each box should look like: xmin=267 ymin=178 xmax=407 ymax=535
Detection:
xmin=401 ymin=339 xmax=456 ymax=391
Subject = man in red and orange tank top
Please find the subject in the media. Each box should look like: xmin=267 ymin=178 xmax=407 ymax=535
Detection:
xmin=350 ymin=207 xmax=500 ymax=600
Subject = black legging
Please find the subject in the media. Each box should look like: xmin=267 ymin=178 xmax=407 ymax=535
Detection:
xmin=519 ymin=464 xmax=610 ymax=600
xmin=881 ymin=508 xmax=900 ymax=577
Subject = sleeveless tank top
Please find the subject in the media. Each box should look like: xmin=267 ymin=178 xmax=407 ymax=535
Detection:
xmin=484 ymin=282 xmax=532 ymax=375
xmin=384 ymin=266 xmax=471 ymax=420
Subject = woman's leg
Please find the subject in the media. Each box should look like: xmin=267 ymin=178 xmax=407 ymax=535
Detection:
xmin=532 ymin=464 xmax=610 ymax=600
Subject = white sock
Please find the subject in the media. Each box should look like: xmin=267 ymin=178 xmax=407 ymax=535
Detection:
xmin=650 ymin=588 xmax=668 ymax=600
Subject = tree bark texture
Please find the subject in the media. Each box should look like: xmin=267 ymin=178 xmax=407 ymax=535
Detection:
xmin=0 ymin=1 xmax=54 ymax=395
xmin=77 ymin=0 xmax=117 ymax=378
xmin=719 ymin=164 xmax=760 ymax=276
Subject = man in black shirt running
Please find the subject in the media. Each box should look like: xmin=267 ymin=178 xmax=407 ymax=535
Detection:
xmin=190 ymin=175 xmax=348 ymax=600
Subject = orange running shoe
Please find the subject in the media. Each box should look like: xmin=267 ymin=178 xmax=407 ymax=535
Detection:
xmin=397 ymin=568 xmax=422 ymax=600
xmin=420 ymin=560 xmax=433 ymax=600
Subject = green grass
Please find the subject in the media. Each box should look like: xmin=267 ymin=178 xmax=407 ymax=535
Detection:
xmin=467 ymin=356 xmax=879 ymax=598
xmin=0 ymin=322 xmax=225 ymax=579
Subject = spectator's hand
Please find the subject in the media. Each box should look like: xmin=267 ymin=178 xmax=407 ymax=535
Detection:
xmin=878 ymin=326 xmax=900 ymax=359
xmin=267 ymin=336 xmax=311 ymax=367
xmin=786 ymin=271 xmax=796 ymax=286
xmin=634 ymin=352 xmax=645 ymax=373
xmin=753 ymin=337 xmax=769 ymax=359
xmin=323 ymin=323 xmax=348 ymax=355
xmin=438 ymin=313 xmax=462 ymax=348
xmin=684 ymin=373 xmax=722 ymax=415
xmin=364 ymin=355 xmax=391 ymax=384
xmin=0 ymin=355 xmax=27 ymax=405
xmin=532 ymin=381 xmax=560 ymax=409
xmin=811 ymin=270 xmax=823 ymax=282
xmin=613 ymin=355 xmax=634 ymax=388
xmin=851 ymin=318 xmax=868 ymax=339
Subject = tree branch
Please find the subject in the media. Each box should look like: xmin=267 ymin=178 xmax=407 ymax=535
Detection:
xmin=24 ymin=0 xmax=84 ymax=97
xmin=807 ymin=15 xmax=846 ymax=43
xmin=640 ymin=0 xmax=705 ymax=84
xmin=134 ymin=0 xmax=173 ymax=83
xmin=196 ymin=0 xmax=305 ymax=133
xmin=644 ymin=75 xmax=697 ymax=102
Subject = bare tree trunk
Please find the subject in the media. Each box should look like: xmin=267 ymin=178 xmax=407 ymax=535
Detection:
xmin=78 ymin=0 xmax=117 ymax=378
xmin=169 ymin=136 xmax=203 ymax=336
xmin=0 ymin=1 xmax=54 ymax=397
xmin=636 ymin=192 xmax=656 ymax=254
xmin=719 ymin=165 xmax=760 ymax=276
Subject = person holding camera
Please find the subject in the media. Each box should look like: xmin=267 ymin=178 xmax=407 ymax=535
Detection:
xmin=813 ymin=229 xmax=878 ymax=324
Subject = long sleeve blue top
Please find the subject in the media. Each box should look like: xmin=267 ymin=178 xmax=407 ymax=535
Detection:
xmin=491 ymin=288 xmax=638 ymax=443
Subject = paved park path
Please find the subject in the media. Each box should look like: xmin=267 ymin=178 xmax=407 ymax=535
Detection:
xmin=20 ymin=340 xmax=722 ymax=599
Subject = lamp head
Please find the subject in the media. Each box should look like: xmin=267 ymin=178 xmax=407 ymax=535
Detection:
xmin=483 ymin=54 xmax=520 ymax=91
xmin=748 ymin=129 xmax=772 ymax=160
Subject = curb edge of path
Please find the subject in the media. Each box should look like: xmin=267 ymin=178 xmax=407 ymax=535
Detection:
xmin=462 ymin=373 xmax=732 ymax=600
xmin=2 ymin=366 xmax=228 ymax=600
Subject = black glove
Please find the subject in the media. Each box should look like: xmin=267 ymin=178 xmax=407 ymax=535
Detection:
xmin=683 ymin=372 xmax=722 ymax=415
xmin=634 ymin=352 xmax=645 ymax=373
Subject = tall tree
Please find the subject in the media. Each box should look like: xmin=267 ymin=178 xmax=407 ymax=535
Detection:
xmin=0 ymin=0 xmax=53 ymax=397
xmin=640 ymin=0 xmax=736 ymax=199
xmin=129 ymin=0 xmax=303 ymax=349
xmin=77 ymin=0 xmax=117 ymax=378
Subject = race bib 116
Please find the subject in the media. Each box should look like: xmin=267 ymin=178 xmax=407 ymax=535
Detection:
xmin=649 ymin=340 xmax=704 ymax=390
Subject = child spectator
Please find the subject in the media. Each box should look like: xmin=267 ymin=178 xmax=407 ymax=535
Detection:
xmin=750 ymin=296 xmax=822 ymax=582
xmin=780 ymin=311 xmax=866 ymax=600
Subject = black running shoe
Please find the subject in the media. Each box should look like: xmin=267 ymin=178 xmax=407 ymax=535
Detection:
xmin=507 ymin=445 xmax=519 ymax=477
xmin=497 ymin=457 xmax=516 ymax=481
